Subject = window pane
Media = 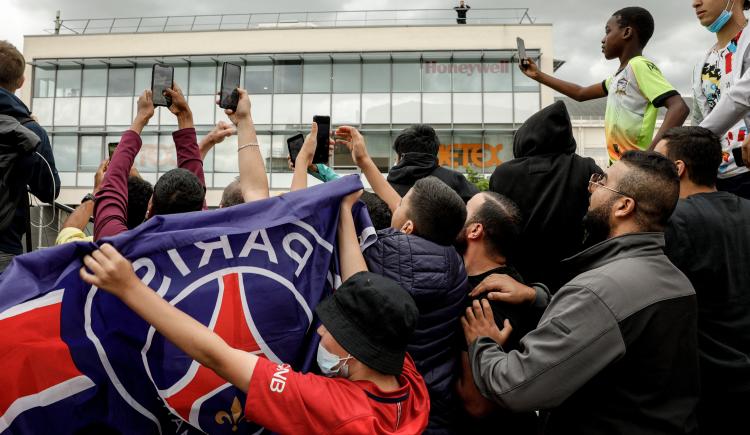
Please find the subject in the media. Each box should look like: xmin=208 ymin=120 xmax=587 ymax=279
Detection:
xmin=333 ymin=63 xmax=361 ymax=93
xmin=80 ymin=97 xmax=106 ymax=125
xmin=271 ymin=134 xmax=291 ymax=173
xmin=303 ymin=63 xmax=331 ymax=93
xmin=54 ymin=98 xmax=79 ymax=126
xmin=422 ymin=93 xmax=451 ymax=124
xmin=246 ymin=64 xmax=273 ymax=94
xmin=362 ymin=93 xmax=390 ymax=124
xmin=82 ymin=67 xmax=107 ymax=97
xmin=453 ymin=93 xmax=482 ymax=124
xmin=392 ymin=62 xmax=420 ymax=92
xmin=332 ymin=94 xmax=360 ymax=124
xmin=453 ymin=60 xmax=482 ymax=92
xmin=274 ymin=62 xmax=302 ymax=93
xmin=34 ymin=67 xmax=56 ymax=98
xmin=214 ymin=133 xmax=239 ymax=172
xmin=513 ymin=61 xmax=540 ymax=92
xmin=450 ymin=132 xmax=483 ymax=173
xmin=302 ymin=94 xmax=331 ymax=122
xmin=55 ymin=67 xmax=81 ymax=97
xmin=108 ymin=68 xmax=135 ymax=97
xmin=52 ymin=135 xmax=77 ymax=172
xmin=250 ymin=94 xmax=272 ymax=124
xmin=158 ymin=134 xmax=177 ymax=171
xmin=106 ymin=97 xmax=133 ymax=125
xmin=422 ymin=59 xmax=451 ymax=92
xmin=188 ymin=95 xmax=215 ymax=125
xmin=484 ymin=93 xmax=513 ymax=124
xmin=272 ymin=94 xmax=301 ymax=124
xmin=135 ymin=66 xmax=151 ymax=94
xmin=79 ymin=136 xmax=102 ymax=171
xmin=484 ymin=132 xmax=515 ymax=174
xmin=514 ymin=93 xmax=540 ymax=123
xmin=134 ymin=135 xmax=158 ymax=172
xmin=31 ymin=98 xmax=53 ymax=126
xmin=189 ymin=64 xmax=217 ymax=95
xmin=362 ymin=132 xmax=391 ymax=172
xmin=392 ymin=93 xmax=420 ymax=124
xmin=363 ymin=63 xmax=390 ymax=92
xmin=483 ymin=60 xmax=512 ymax=92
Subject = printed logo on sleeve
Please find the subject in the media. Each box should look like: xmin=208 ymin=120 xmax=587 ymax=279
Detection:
xmin=270 ymin=363 xmax=292 ymax=393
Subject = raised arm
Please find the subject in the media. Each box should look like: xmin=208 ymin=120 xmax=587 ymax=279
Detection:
xmin=336 ymin=190 xmax=368 ymax=281
xmin=224 ymin=89 xmax=269 ymax=202
xmin=61 ymin=160 xmax=107 ymax=236
xmin=335 ymin=126 xmax=402 ymax=212
xmin=519 ymin=58 xmax=606 ymax=102
xmin=199 ymin=121 xmax=236 ymax=160
xmin=165 ymin=84 xmax=206 ymax=194
xmin=290 ymin=123 xmax=319 ymax=192
xmin=80 ymin=244 xmax=258 ymax=393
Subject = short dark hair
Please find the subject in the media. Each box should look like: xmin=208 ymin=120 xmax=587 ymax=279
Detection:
xmin=127 ymin=176 xmax=153 ymax=229
xmin=661 ymin=127 xmax=722 ymax=188
xmin=618 ymin=151 xmax=680 ymax=232
xmin=613 ymin=7 xmax=655 ymax=48
xmin=468 ymin=192 xmax=522 ymax=261
xmin=151 ymin=168 xmax=205 ymax=216
xmin=0 ymin=41 xmax=25 ymax=91
xmin=361 ymin=191 xmax=392 ymax=231
xmin=393 ymin=124 xmax=441 ymax=157
xmin=408 ymin=177 xmax=467 ymax=246
xmin=220 ymin=177 xmax=244 ymax=208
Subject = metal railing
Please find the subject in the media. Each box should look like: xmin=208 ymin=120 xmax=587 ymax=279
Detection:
xmin=46 ymin=8 xmax=535 ymax=35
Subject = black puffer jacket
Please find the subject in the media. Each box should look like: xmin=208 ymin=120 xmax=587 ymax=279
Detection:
xmin=365 ymin=228 xmax=468 ymax=434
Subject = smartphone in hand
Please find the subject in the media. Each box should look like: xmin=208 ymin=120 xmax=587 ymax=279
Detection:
xmin=219 ymin=62 xmax=241 ymax=112
xmin=107 ymin=142 xmax=118 ymax=159
xmin=517 ymin=37 xmax=528 ymax=69
xmin=312 ymin=115 xmax=331 ymax=164
xmin=732 ymin=147 xmax=746 ymax=167
xmin=287 ymin=133 xmax=305 ymax=168
xmin=151 ymin=64 xmax=174 ymax=107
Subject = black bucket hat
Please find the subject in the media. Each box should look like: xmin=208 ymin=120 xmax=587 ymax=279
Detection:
xmin=315 ymin=271 xmax=418 ymax=376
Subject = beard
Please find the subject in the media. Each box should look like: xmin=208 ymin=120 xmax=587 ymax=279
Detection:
xmin=454 ymin=226 xmax=469 ymax=256
xmin=582 ymin=199 xmax=615 ymax=248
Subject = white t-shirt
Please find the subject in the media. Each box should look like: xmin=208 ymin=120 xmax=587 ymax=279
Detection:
xmin=700 ymin=32 xmax=749 ymax=178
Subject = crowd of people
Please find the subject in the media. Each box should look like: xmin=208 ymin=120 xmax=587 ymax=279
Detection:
xmin=1 ymin=2 xmax=750 ymax=434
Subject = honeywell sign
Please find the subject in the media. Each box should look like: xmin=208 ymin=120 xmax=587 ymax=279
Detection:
xmin=423 ymin=61 xmax=511 ymax=76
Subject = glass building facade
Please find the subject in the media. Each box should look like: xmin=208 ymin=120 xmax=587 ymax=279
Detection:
xmin=31 ymin=50 xmax=540 ymax=190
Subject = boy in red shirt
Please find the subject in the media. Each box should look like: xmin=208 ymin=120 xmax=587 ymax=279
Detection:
xmin=79 ymin=191 xmax=430 ymax=434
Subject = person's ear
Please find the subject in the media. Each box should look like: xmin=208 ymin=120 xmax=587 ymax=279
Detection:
xmin=674 ymin=160 xmax=687 ymax=179
xmin=613 ymin=196 xmax=636 ymax=219
xmin=401 ymin=220 xmax=414 ymax=235
xmin=468 ymin=222 xmax=483 ymax=240
xmin=622 ymin=25 xmax=633 ymax=41
xmin=16 ymin=75 xmax=25 ymax=91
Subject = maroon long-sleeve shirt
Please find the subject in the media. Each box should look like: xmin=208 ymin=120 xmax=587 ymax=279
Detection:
xmin=94 ymin=128 xmax=205 ymax=240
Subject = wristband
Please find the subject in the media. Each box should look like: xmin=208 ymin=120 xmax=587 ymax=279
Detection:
xmin=238 ymin=142 xmax=260 ymax=152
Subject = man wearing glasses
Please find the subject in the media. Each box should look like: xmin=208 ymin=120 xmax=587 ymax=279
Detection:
xmin=463 ymin=151 xmax=700 ymax=434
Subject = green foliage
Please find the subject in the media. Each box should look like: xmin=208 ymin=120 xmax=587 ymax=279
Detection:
xmin=465 ymin=167 xmax=489 ymax=192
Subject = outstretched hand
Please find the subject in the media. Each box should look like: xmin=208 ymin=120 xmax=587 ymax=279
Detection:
xmin=223 ymin=88 xmax=252 ymax=126
xmin=468 ymin=274 xmax=537 ymax=305
xmin=335 ymin=126 xmax=369 ymax=168
xmin=462 ymin=299 xmax=513 ymax=347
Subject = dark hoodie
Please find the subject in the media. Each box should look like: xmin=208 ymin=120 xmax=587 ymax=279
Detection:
xmin=489 ymin=101 xmax=601 ymax=292
xmin=0 ymin=88 xmax=60 ymax=257
xmin=387 ymin=152 xmax=479 ymax=203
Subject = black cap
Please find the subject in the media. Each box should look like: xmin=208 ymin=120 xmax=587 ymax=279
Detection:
xmin=315 ymin=271 xmax=418 ymax=376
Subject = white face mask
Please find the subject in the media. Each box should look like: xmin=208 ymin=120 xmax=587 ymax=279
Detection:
xmin=316 ymin=343 xmax=353 ymax=378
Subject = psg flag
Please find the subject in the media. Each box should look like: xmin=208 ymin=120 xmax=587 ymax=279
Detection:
xmin=0 ymin=175 xmax=375 ymax=435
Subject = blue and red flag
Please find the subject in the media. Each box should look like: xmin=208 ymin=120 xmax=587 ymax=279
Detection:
xmin=0 ymin=175 xmax=374 ymax=435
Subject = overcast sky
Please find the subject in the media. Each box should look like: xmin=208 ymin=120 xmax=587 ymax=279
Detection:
xmin=0 ymin=0 xmax=718 ymax=94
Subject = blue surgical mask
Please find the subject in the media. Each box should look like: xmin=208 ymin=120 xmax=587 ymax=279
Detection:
xmin=316 ymin=343 xmax=352 ymax=378
xmin=707 ymin=0 xmax=734 ymax=33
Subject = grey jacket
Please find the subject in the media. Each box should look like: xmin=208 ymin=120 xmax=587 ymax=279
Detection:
xmin=469 ymin=233 xmax=700 ymax=435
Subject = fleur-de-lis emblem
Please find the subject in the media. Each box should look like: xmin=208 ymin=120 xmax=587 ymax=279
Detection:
xmin=215 ymin=396 xmax=243 ymax=432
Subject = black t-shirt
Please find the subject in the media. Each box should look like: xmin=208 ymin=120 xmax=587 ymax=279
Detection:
xmin=664 ymin=192 xmax=750 ymax=394
xmin=456 ymin=266 xmax=540 ymax=435
xmin=454 ymin=5 xmax=470 ymax=18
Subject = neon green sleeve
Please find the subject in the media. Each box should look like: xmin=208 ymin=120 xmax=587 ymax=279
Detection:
xmin=631 ymin=58 xmax=678 ymax=106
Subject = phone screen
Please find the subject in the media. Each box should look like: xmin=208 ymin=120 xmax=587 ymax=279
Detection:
xmin=732 ymin=147 xmax=746 ymax=167
xmin=312 ymin=115 xmax=331 ymax=164
xmin=287 ymin=134 xmax=305 ymax=167
xmin=220 ymin=63 xmax=241 ymax=111
xmin=152 ymin=64 xmax=174 ymax=107
xmin=108 ymin=142 xmax=118 ymax=159
xmin=517 ymin=37 xmax=527 ymax=64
